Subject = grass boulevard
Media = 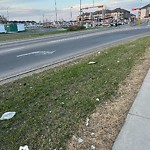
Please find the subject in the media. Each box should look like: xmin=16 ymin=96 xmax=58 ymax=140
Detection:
xmin=0 ymin=35 xmax=150 ymax=149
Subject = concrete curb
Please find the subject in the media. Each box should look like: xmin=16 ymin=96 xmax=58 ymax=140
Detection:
xmin=113 ymin=68 xmax=150 ymax=150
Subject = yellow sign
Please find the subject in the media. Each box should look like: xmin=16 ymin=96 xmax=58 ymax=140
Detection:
xmin=138 ymin=10 xmax=141 ymax=24
xmin=97 ymin=5 xmax=103 ymax=8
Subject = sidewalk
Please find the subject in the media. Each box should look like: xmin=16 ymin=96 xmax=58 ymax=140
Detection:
xmin=113 ymin=68 xmax=150 ymax=150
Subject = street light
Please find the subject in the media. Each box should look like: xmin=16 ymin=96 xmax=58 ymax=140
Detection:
xmin=93 ymin=0 xmax=94 ymax=7
xmin=7 ymin=7 xmax=9 ymax=22
xmin=70 ymin=7 xmax=73 ymax=21
xmin=80 ymin=0 xmax=81 ymax=21
xmin=54 ymin=0 xmax=58 ymax=22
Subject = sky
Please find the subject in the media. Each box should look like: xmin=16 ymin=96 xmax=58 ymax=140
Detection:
xmin=0 ymin=0 xmax=149 ymax=22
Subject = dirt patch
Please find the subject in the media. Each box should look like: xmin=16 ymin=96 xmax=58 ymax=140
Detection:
xmin=66 ymin=47 xmax=150 ymax=150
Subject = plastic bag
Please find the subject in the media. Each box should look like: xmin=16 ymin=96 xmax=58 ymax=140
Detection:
xmin=0 ymin=112 xmax=16 ymax=120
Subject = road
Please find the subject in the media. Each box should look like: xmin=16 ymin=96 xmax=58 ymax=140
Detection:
xmin=0 ymin=26 xmax=150 ymax=82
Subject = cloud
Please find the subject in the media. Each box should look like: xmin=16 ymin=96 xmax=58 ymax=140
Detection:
xmin=1 ymin=0 xmax=149 ymax=22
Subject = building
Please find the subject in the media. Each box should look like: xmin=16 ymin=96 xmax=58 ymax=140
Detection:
xmin=81 ymin=8 xmax=131 ymax=24
xmin=140 ymin=3 xmax=150 ymax=20
xmin=111 ymin=8 xmax=131 ymax=21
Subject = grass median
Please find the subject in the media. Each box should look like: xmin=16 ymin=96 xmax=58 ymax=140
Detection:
xmin=0 ymin=30 xmax=67 ymax=42
xmin=0 ymin=36 xmax=150 ymax=150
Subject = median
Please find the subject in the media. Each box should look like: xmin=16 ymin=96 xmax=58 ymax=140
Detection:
xmin=0 ymin=35 xmax=150 ymax=150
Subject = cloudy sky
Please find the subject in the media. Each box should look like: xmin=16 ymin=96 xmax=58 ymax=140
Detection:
xmin=0 ymin=0 xmax=149 ymax=22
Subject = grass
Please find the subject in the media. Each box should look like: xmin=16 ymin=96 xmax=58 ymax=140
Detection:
xmin=0 ymin=36 xmax=150 ymax=150
xmin=0 ymin=30 xmax=67 ymax=42
xmin=0 ymin=26 xmax=106 ymax=42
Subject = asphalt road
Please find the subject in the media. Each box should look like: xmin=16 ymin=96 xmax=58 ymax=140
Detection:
xmin=0 ymin=26 xmax=150 ymax=82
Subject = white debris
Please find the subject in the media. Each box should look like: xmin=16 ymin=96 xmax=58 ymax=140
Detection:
xmin=91 ymin=145 xmax=96 ymax=150
xmin=72 ymin=135 xmax=77 ymax=140
xmin=96 ymin=98 xmax=100 ymax=102
xmin=117 ymin=60 xmax=120 ymax=63
xmin=19 ymin=145 xmax=29 ymax=150
xmin=88 ymin=61 xmax=96 ymax=65
xmin=61 ymin=102 xmax=65 ymax=105
xmin=98 ymin=52 xmax=101 ymax=54
xmin=91 ymin=132 xmax=95 ymax=136
xmin=86 ymin=117 xmax=90 ymax=126
xmin=0 ymin=112 xmax=16 ymax=120
xmin=78 ymin=138 xmax=83 ymax=144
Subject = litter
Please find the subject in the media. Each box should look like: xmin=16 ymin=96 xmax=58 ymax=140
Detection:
xmin=61 ymin=102 xmax=65 ymax=105
xmin=91 ymin=145 xmax=96 ymax=149
xmin=91 ymin=132 xmax=95 ymax=136
xmin=86 ymin=117 xmax=90 ymax=126
xmin=0 ymin=112 xmax=16 ymax=120
xmin=78 ymin=138 xmax=83 ymax=144
xmin=88 ymin=61 xmax=96 ymax=65
xmin=19 ymin=145 xmax=29 ymax=150
xmin=96 ymin=98 xmax=100 ymax=102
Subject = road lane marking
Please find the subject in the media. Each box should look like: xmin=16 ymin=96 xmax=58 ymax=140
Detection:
xmin=16 ymin=50 xmax=56 ymax=58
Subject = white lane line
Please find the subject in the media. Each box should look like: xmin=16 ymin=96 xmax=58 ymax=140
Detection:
xmin=16 ymin=50 xmax=56 ymax=58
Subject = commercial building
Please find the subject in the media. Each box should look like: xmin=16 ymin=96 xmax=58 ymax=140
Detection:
xmin=140 ymin=3 xmax=150 ymax=21
xmin=81 ymin=8 xmax=132 ymax=24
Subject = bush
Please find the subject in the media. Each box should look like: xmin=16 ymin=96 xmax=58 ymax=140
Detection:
xmin=67 ymin=25 xmax=86 ymax=31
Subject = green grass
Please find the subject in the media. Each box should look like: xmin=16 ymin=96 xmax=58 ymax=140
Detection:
xmin=0 ymin=26 xmax=107 ymax=42
xmin=0 ymin=36 xmax=150 ymax=150
xmin=0 ymin=30 xmax=67 ymax=42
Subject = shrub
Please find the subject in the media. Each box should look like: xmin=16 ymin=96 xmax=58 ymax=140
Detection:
xmin=67 ymin=25 xmax=86 ymax=31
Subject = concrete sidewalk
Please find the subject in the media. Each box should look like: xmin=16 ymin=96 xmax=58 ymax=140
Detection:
xmin=113 ymin=68 xmax=150 ymax=150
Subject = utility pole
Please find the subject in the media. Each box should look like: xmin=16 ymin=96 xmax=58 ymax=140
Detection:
xmin=93 ymin=0 xmax=94 ymax=7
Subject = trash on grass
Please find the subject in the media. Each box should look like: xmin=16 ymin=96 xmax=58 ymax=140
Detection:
xmin=86 ymin=117 xmax=90 ymax=126
xmin=61 ymin=102 xmax=65 ymax=105
xmin=78 ymin=138 xmax=83 ymax=144
xmin=96 ymin=98 xmax=100 ymax=102
xmin=91 ymin=132 xmax=95 ymax=136
xmin=91 ymin=145 xmax=96 ymax=150
xmin=19 ymin=145 xmax=29 ymax=150
xmin=88 ymin=61 xmax=96 ymax=65
xmin=0 ymin=112 xmax=16 ymax=120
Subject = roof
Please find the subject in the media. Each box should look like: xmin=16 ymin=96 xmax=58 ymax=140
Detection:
xmin=111 ymin=8 xmax=130 ymax=13
xmin=141 ymin=3 xmax=150 ymax=9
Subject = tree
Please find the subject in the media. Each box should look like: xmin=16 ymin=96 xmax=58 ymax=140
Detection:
xmin=0 ymin=15 xmax=7 ymax=24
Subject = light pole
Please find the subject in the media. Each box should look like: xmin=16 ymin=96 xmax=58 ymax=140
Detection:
xmin=54 ymin=0 xmax=58 ymax=22
xmin=7 ymin=7 xmax=9 ymax=22
xmin=93 ymin=0 xmax=94 ymax=7
xmin=80 ymin=0 xmax=81 ymax=21
xmin=70 ymin=7 xmax=73 ymax=21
